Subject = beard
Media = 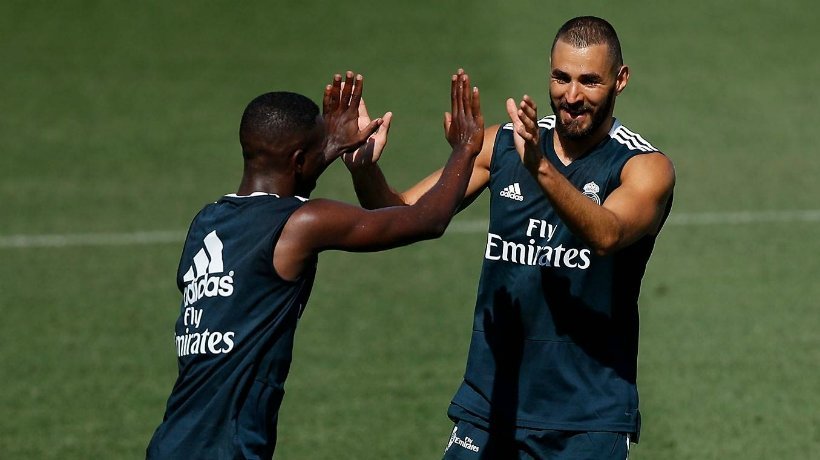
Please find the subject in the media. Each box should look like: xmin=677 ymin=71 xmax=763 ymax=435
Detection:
xmin=551 ymin=86 xmax=617 ymax=140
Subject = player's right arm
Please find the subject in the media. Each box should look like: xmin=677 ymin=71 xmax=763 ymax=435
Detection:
xmin=343 ymin=97 xmax=498 ymax=211
xmin=274 ymin=71 xmax=485 ymax=281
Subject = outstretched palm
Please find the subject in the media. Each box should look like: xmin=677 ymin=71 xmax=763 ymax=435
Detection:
xmin=323 ymin=71 xmax=381 ymax=163
xmin=343 ymin=98 xmax=393 ymax=168
xmin=445 ymin=69 xmax=484 ymax=155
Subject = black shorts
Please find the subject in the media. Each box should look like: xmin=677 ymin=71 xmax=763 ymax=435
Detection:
xmin=442 ymin=419 xmax=631 ymax=460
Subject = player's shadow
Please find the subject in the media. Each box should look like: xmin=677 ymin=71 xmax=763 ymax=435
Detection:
xmin=482 ymin=288 xmax=524 ymax=457
xmin=482 ymin=269 xmax=636 ymax=455
xmin=539 ymin=268 xmax=637 ymax=384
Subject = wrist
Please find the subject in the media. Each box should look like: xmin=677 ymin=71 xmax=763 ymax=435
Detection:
xmin=323 ymin=144 xmax=342 ymax=163
xmin=520 ymin=146 xmax=543 ymax=172
xmin=533 ymin=155 xmax=552 ymax=177
xmin=346 ymin=160 xmax=381 ymax=176
xmin=451 ymin=145 xmax=480 ymax=158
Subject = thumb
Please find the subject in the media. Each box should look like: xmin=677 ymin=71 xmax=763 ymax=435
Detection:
xmin=361 ymin=118 xmax=383 ymax=140
xmin=358 ymin=97 xmax=371 ymax=122
xmin=379 ymin=112 xmax=393 ymax=136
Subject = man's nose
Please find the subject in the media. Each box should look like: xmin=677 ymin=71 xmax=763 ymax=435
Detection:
xmin=565 ymin=82 xmax=583 ymax=104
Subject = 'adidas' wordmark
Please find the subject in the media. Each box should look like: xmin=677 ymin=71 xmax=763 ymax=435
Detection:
xmin=500 ymin=182 xmax=524 ymax=201
xmin=182 ymin=231 xmax=235 ymax=307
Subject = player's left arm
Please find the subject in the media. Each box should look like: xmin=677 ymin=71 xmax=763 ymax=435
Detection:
xmin=507 ymin=97 xmax=675 ymax=256
xmin=598 ymin=152 xmax=675 ymax=247
xmin=532 ymin=153 xmax=674 ymax=256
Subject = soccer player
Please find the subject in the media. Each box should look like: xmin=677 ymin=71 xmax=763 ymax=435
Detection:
xmin=345 ymin=17 xmax=676 ymax=459
xmin=146 ymin=70 xmax=484 ymax=459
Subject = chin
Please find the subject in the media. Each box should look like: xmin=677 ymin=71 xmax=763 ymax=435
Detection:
xmin=557 ymin=121 xmax=593 ymax=140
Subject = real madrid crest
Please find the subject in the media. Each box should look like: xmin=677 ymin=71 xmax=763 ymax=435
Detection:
xmin=582 ymin=181 xmax=601 ymax=205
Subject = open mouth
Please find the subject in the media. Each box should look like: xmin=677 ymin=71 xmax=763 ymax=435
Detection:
xmin=564 ymin=108 xmax=589 ymax=121
xmin=560 ymin=103 xmax=590 ymax=121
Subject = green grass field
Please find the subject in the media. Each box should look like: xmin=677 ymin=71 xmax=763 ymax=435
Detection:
xmin=2 ymin=1 xmax=819 ymax=458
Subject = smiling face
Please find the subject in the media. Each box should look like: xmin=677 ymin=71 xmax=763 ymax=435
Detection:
xmin=549 ymin=40 xmax=628 ymax=141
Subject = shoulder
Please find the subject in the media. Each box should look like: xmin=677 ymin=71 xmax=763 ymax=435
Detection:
xmin=287 ymin=198 xmax=362 ymax=230
xmin=621 ymin=151 xmax=676 ymax=195
xmin=609 ymin=120 xmax=674 ymax=181
xmin=608 ymin=120 xmax=658 ymax=154
xmin=607 ymin=120 xmax=674 ymax=185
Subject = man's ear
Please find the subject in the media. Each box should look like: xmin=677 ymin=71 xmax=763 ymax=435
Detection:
xmin=615 ymin=65 xmax=630 ymax=95
xmin=291 ymin=149 xmax=306 ymax=175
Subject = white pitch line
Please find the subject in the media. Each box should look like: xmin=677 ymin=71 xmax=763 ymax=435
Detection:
xmin=2 ymin=210 xmax=819 ymax=249
xmin=664 ymin=209 xmax=820 ymax=225
xmin=0 ymin=230 xmax=185 ymax=249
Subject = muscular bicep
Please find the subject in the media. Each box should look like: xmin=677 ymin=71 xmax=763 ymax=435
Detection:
xmin=602 ymin=152 xmax=675 ymax=247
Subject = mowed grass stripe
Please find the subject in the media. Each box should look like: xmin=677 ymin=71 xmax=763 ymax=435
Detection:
xmin=2 ymin=209 xmax=820 ymax=249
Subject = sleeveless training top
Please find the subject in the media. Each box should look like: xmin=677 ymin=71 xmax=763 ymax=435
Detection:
xmin=147 ymin=193 xmax=316 ymax=459
xmin=449 ymin=116 xmax=668 ymax=438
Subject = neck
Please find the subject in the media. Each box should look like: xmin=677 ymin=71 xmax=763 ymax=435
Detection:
xmin=553 ymin=116 xmax=614 ymax=164
xmin=236 ymin=172 xmax=293 ymax=197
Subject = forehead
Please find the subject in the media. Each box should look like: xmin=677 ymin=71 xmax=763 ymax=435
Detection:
xmin=550 ymin=40 xmax=613 ymax=76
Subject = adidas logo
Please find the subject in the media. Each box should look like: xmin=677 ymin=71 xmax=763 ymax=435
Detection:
xmin=500 ymin=182 xmax=524 ymax=201
xmin=182 ymin=231 xmax=235 ymax=307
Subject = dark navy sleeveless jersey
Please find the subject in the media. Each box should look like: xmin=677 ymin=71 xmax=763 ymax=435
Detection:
xmin=147 ymin=193 xmax=316 ymax=460
xmin=449 ymin=116 xmax=669 ymax=438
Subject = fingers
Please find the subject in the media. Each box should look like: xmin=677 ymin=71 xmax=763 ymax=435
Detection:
xmin=325 ymin=74 xmax=342 ymax=114
xmin=470 ymin=86 xmax=480 ymax=119
xmin=350 ymin=74 xmax=364 ymax=109
xmin=505 ymin=95 xmax=539 ymax=141
xmin=517 ymin=95 xmax=538 ymax=139
xmin=341 ymin=71 xmax=355 ymax=109
xmin=331 ymin=71 xmax=365 ymax=112
xmin=323 ymin=85 xmax=332 ymax=114
xmin=450 ymin=69 xmax=471 ymax=124
xmin=450 ymin=73 xmax=458 ymax=121
xmin=519 ymin=95 xmax=537 ymax=124
xmin=506 ymin=98 xmax=521 ymax=124
xmin=457 ymin=69 xmax=466 ymax=118
xmin=461 ymin=71 xmax=471 ymax=118
xmin=442 ymin=68 xmax=484 ymax=152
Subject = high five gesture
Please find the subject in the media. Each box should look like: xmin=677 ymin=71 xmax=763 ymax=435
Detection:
xmin=445 ymin=69 xmax=484 ymax=156
xmin=322 ymin=71 xmax=382 ymax=163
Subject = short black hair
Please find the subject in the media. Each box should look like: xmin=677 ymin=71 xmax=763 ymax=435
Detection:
xmin=552 ymin=16 xmax=623 ymax=70
xmin=239 ymin=92 xmax=319 ymax=157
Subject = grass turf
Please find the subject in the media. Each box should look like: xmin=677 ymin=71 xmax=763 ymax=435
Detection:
xmin=1 ymin=1 xmax=818 ymax=458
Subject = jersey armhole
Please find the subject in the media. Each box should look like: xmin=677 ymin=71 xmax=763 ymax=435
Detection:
xmin=268 ymin=201 xmax=312 ymax=285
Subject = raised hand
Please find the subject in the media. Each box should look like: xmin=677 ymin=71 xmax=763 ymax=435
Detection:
xmin=342 ymin=98 xmax=393 ymax=169
xmin=323 ymin=71 xmax=382 ymax=163
xmin=444 ymin=69 xmax=484 ymax=155
xmin=505 ymin=95 xmax=542 ymax=170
